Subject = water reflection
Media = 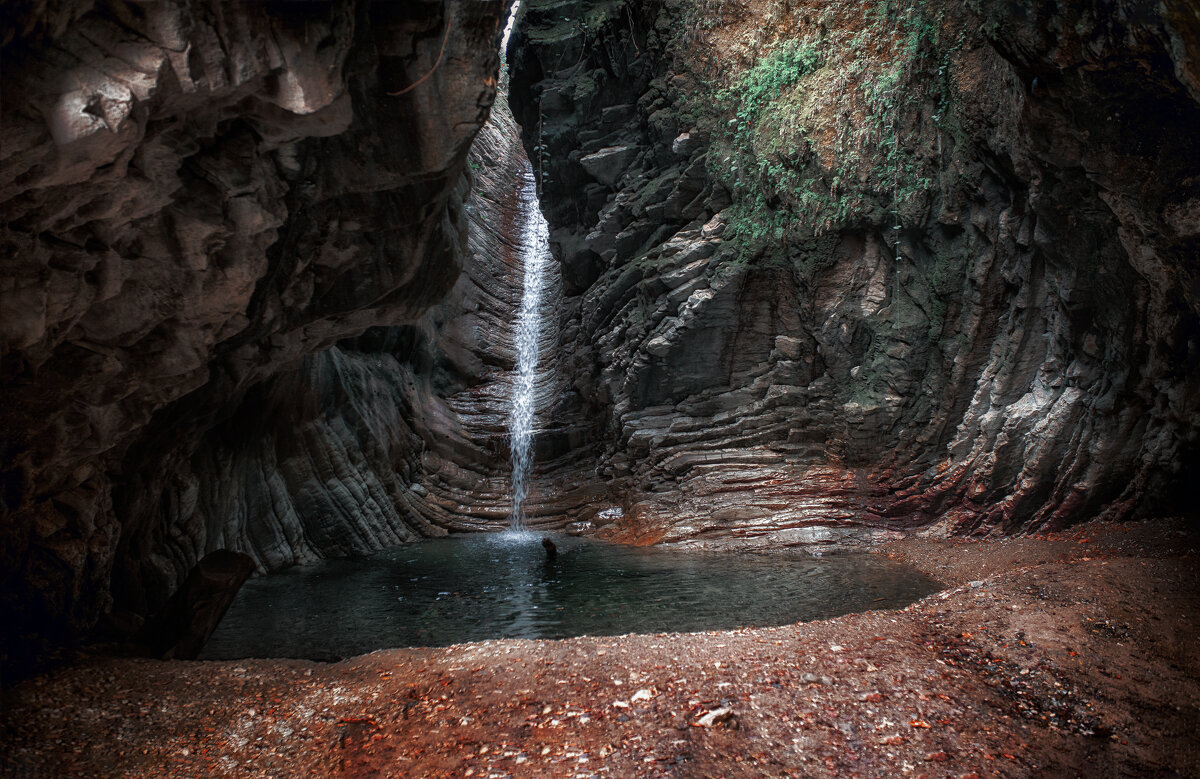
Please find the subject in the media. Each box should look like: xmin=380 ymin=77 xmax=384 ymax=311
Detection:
xmin=200 ymin=533 xmax=940 ymax=660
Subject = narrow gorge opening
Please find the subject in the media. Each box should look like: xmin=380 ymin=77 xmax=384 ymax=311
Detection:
xmin=2 ymin=0 xmax=1199 ymax=775
xmin=502 ymin=0 xmax=546 ymax=533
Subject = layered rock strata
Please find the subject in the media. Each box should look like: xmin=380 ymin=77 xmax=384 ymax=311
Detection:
xmin=509 ymin=0 xmax=1200 ymax=544
xmin=0 ymin=0 xmax=510 ymax=669
xmin=113 ymin=95 xmax=603 ymax=622
xmin=4 ymin=0 xmax=1199 ymax=675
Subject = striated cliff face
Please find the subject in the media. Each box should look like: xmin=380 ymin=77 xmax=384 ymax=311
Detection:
xmin=111 ymin=94 xmax=604 ymax=620
xmin=0 ymin=0 xmax=513 ymax=667
xmin=509 ymin=0 xmax=1200 ymax=544
xmin=3 ymin=0 xmax=1198 ymax=674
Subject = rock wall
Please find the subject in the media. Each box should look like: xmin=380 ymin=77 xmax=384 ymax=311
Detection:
xmin=509 ymin=0 xmax=1200 ymax=545
xmin=4 ymin=0 xmax=1198 ymax=676
xmin=0 ymin=0 xmax=510 ymax=670
xmin=111 ymin=94 xmax=605 ymax=619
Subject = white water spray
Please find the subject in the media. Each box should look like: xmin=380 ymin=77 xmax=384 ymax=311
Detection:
xmin=508 ymin=162 xmax=551 ymax=529
xmin=500 ymin=0 xmax=520 ymax=59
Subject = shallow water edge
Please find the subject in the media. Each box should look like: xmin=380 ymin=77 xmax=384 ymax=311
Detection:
xmin=201 ymin=532 xmax=941 ymax=660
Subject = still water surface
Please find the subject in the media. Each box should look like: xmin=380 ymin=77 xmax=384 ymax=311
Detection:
xmin=201 ymin=533 xmax=940 ymax=660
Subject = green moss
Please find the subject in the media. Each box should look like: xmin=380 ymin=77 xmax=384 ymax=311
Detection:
xmin=700 ymin=38 xmax=827 ymax=263
xmin=665 ymin=0 xmax=972 ymax=270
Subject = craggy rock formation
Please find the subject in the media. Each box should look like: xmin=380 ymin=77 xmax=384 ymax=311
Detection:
xmin=3 ymin=0 xmax=1198 ymax=677
xmin=0 ymin=0 xmax=511 ymax=670
xmin=112 ymin=96 xmax=602 ymax=622
xmin=509 ymin=0 xmax=1200 ymax=544
xmin=138 ymin=549 xmax=255 ymax=660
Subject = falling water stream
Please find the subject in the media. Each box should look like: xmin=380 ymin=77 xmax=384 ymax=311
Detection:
xmin=198 ymin=5 xmax=947 ymax=664
xmin=507 ymin=162 xmax=551 ymax=529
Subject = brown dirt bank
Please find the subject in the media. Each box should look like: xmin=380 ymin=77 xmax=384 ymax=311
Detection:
xmin=2 ymin=518 xmax=1197 ymax=778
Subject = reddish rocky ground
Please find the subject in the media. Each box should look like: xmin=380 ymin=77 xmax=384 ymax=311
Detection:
xmin=2 ymin=518 xmax=1197 ymax=778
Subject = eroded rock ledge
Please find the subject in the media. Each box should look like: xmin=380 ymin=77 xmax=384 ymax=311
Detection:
xmin=508 ymin=0 xmax=1200 ymax=543
xmin=112 ymin=93 xmax=605 ymax=621
xmin=1 ymin=0 xmax=509 ymax=670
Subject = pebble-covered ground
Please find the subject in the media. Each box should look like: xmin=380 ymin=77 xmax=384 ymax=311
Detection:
xmin=2 ymin=518 xmax=1197 ymax=778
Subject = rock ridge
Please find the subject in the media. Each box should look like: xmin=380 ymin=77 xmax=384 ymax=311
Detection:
xmin=508 ymin=0 xmax=1200 ymax=543
xmin=0 ymin=0 xmax=511 ymax=673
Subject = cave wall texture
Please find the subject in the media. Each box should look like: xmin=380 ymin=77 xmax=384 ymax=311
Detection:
xmin=1 ymin=0 xmax=1199 ymax=674
xmin=0 ymin=0 xmax=518 ymax=671
xmin=508 ymin=0 xmax=1200 ymax=544
xmin=110 ymin=91 xmax=602 ymax=625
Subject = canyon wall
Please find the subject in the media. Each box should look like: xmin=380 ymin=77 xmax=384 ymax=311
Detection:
xmin=3 ymin=0 xmax=1198 ymax=675
xmin=0 ymin=0 xmax=515 ymax=671
xmin=112 ymin=94 xmax=603 ymax=621
xmin=509 ymin=0 xmax=1200 ymax=545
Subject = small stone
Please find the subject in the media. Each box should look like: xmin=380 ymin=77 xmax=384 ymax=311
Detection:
xmin=645 ymin=335 xmax=672 ymax=357
xmin=695 ymin=707 xmax=735 ymax=728
xmin=580 ymin=146 xmax=638 ymax=186
xmin=671 ymin=132 xmax=698 ymax=156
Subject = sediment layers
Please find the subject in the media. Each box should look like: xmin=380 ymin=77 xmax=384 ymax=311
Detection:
xmin=113 ymin=96 xmax=603 ymax=622
xmin=508 ymin=0 xmax=1200 ymax=543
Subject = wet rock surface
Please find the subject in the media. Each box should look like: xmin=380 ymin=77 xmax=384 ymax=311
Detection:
xmin=2 ymin=518 xmax=1196 ymax=777
xmin=508 ymin=0 xmax=1200 ymax=542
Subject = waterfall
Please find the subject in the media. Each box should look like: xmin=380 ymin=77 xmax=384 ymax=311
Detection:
xmin=500 ymin=0 xmax=520 ymax=60
xmin=508 ymin=161 xmax=551 ymax=529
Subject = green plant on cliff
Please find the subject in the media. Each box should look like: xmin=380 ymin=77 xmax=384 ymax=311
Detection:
xmin=854 ymin=5 xmax=963 ymax=215
xmin=737 ymin=40 xmax=823 ymax=120
xmin=706 ymin=38 xmax=827 ymax=262
xmin=672 ymin=0 xmax=970 ymax=270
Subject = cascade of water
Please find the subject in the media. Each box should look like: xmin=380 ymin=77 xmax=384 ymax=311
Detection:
xmin=508 ymin=162 xmax=551 ymax=529
xmin=500 ymin=0 xmax=520 ymax=59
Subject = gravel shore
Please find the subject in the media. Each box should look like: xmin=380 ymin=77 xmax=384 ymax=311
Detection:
xmin=3 ymin=518 xmax=1197 ymax=778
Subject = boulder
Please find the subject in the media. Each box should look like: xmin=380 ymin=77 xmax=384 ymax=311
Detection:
xmin=138 ymin=551 xmax=257 ymax=660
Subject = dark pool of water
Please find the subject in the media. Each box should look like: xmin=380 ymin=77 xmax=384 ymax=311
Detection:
xmin=200 ymin=533 xmax=941 ymax=660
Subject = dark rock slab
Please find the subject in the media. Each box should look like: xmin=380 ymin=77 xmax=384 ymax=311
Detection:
xmin=509 ymin=0 xmax=1200 ymax=544
xmin=138 ymin=550 xmax=256 ymax=660
xmin=0 ymin=0 xmax=511 ymax=665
